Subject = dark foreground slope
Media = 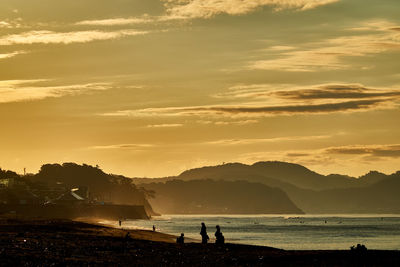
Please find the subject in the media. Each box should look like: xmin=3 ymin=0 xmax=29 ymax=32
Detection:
xmin=0 ymin=219 xmax=399 ymax=266
xmin=143 ymin=179 xmax=303 ymax=214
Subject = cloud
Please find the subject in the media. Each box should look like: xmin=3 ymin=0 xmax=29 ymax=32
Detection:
xmin=214 ymin=119 xmax=258 ymax=125
xmin=326 ymin=144 xmax=400 ymax=158
xmin=0 ymin=19 xmax=22 ymax=29
xmin=0 ymin=50 xmax=26 ymax=60
xmin=0 ymin=80 xmax=110 ymax=103
xmin=163 ymin=0 xmax=339 ymax=19
xmin=76 ymin=17 xmax=154 ymax=26
xmin=0 ymin=29 xmax=147 ymax=45
xmin=250 ymin=20 xmax=400 ymax=72
xmin=74 ymin=0 xmax=339 ymax=29
xmin=146 ymin=123 xmax=183 ymax=128
xmin=101 ymin=98 xmax=391 ymax=118
xmin=271 ymin=84 xmax=400 ymax=100
xmin=196 ymin=119 xmax=258 ymax=125
xmin=216 ymin=83 xmax=400 ymax=103
xmin=0 ymin=21 xmax=11 ymax=28
xmin=89 ymin=144 xmax=155 ymax=150
xmin=103 ymin=82 xmax=400 ymax=118
xmin=204 ymin=135 xmax=331 ymax=146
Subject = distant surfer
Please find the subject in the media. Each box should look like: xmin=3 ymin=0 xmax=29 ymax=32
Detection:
xmin=200 ymin=222 xmax=209 ymax=244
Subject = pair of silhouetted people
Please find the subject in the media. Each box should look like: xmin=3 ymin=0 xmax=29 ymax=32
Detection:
xmin=200 ymin=223 xmax=224 ymax=245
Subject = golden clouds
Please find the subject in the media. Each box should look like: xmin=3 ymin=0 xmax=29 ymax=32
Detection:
xmin=0 ymin=50 xmax=25 ymax=59
xmin=204 ymin=135 xmax=331 ymax=146
xmin=163 ymin=0 xmax=340 ymax=19
xmin=146 ymin=123 xmax=184 ymax=128
xmin=76 ymin=17 xmax=154 ymax=26
xmin=0 ymin=30 xmax=147 ymax=45
xmin=326 ymin=144 xmax=400 ymax=158
xmin=250 ymin=21 xmax=400 ymax=72
xmin=0 ymin=80 xmax=110 ymax=103
xmin=102 ymin=83 xmax=400 ymax=118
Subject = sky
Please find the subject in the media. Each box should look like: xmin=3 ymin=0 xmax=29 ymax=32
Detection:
xmin=0 ymin=0 xmax=399 ymax=178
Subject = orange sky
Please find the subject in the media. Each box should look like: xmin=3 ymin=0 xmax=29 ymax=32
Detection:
xmin=0 ymin=0 xmax=399 ymax=177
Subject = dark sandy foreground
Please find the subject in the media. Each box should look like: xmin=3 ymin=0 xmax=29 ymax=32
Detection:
xmin=0 ymin=219 xmax=399 ymax=266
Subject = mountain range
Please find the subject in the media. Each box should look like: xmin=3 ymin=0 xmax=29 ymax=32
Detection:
xmin=133 ymin=161 xmax=400 ymax=214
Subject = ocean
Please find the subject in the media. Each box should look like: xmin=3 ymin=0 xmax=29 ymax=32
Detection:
xmin=103 ymin=214 xmax=400 ymax=250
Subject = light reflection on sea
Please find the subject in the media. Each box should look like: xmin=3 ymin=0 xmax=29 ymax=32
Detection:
xmin=102 ymin=214 xmax=400 ymax=250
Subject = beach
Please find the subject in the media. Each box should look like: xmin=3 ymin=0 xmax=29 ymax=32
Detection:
xmin=0 ymin=219 xmax=399 ymax=266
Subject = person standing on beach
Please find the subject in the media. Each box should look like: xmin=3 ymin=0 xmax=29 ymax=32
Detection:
xmin=215 ymin=225 xmax=224 ymax=245
xmin=176 ymin=233 xmax=185 ymax=244
xmin=200 ymin=222 xmax=209 ymax=244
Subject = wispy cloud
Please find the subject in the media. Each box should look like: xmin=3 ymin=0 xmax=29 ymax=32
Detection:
xmin=250 ymin=20 xmax=400 ymax=72
xmin=214 ymin=119 xmax=259 ymax=125
xmin=163 ymin=0 xmax=339 ymax=19
xmin=89 ymin=143 xmax=155 ymax=150
xmin=0 ymin=19 xmax=22 ymax=29
xmin=0 ymin=29 xmax=147 ymax=45
xmin=204 ymin=135 xmax=331 ymax=146
xmin=326 ymin=144 xmax=400 ymax=158
xmin=146 ymin=123 xmax=183 ymax=128
xmin=103 ymin=83 xmax=400 ymax=118
xmin=0 ymin=50 xmax=26 ymax=60
xmin=0 ymin=21 xmax=11 ymax=28
xmin=101 ymin=98 xmax=392 ymax=118
xmin=217 ymin=83 xmax=400 ymax=101
xmin=74 ymin=0 xmax=339 ymax=29
xmin=273 ymin=84 xmax=400 ymax=100
xmin=76 ymin=17 xmax=154 ymax=26
xmin=0 ymin=80 xmax=110 ymax=103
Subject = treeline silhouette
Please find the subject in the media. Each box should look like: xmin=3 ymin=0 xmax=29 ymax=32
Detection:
xmin=0 ymin=163 xmax=157 ymax=215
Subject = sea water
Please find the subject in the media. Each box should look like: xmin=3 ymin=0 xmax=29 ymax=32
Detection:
xmin=107 ymin=214 xmax=400 ymax=250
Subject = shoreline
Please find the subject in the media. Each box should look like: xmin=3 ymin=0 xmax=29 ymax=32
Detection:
xmin=0 ymin=218 xmax=399 ymax=266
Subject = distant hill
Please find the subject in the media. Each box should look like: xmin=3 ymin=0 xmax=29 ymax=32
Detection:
xmin=133 ymin=161 xmax=400 ymax=214
xmin=357 ymin=171 xmax=389 ymax=186
xmin=143 ymin=179 xmax=303 ymax=214
xmin=289 ymin=171 xmax=400 ymax=213
xmin=177 ymin=162 xmax=359 ymax=190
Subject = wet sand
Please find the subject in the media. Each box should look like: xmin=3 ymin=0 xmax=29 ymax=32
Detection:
xmin=0 ymin=219 xmax=399 ymax=266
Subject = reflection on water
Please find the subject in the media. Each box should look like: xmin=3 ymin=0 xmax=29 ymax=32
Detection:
xmin=106 ymin=214 xmax=400 ymax=250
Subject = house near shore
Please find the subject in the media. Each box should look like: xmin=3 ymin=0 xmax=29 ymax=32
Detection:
xmin=50 ymin=187 xmax=88 ymax=204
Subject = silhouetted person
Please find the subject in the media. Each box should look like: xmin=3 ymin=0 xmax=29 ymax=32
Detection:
xmin=215 ymin=225 xmax=224 ymax=245
xmin=119 ymin=220 xmax=122 ymax=227
xmin=176 ymin=233 xmax=184 ymax=244
xmin=153 ymin=225 xmax=156 ymax=232
xmin=125 ymin=232 xmax=131 ymax=241
xmin=200 ymin=222 xmax=209 ymax=244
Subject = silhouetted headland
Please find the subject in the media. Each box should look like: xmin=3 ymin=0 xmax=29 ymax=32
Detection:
xmin=0 ymin=163 xmax=155 ymax=220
